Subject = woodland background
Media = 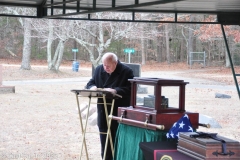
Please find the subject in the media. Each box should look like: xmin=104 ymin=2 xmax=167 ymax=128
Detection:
xmin=1 ymin=7 xmax=240 ymax=159
xmin=0 ymin=7 xmax=240 ymax=70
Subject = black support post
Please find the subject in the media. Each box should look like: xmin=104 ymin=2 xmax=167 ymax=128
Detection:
xmin=221 ymin=24 xmax=240 ymax=99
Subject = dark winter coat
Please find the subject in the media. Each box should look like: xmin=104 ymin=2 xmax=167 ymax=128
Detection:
xmin=86 ymin=60 xmax=134 ymax=127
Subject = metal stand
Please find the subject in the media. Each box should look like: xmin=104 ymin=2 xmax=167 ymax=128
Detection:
xmin=71 ymin=89 xmax=122 ymax=160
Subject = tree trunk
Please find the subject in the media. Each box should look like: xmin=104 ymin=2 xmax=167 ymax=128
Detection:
xmin=91 ymin=26 xmax=97 ymax=60
xmin=52 ymin=40 xmax=61 ymax=69
xmin=141 ymin=37 xmax=145 ymax=65
xmin=188 ymin=17 xmax=194 ymax=65
xmin=157 ymin=38 xmax=161 ymax=62
xmin=47 ymin=20 xmax=54 ymax=70
xmin=55 ymin=40 xmax=65 ymax=70
xmin=138 ymin=23 xmax=145 ymax=65
xmin=165 ymin=24 xmax=170 ymax=64
xmin=225 ymin=51 xmax=230 ymax=67
xmin=181 ymin=26 xmax=188 ymax=64
xmin=180 ymin=39 xmax=185 ymax=61
xmin=20 ymin=18 xmax=32 ymax=70
xmin=208 ymin=43 xmax=212 ymax=62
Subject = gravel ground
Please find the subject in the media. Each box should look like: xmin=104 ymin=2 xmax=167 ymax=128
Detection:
xmin=0 ymin=61 xmax=239 ymax=160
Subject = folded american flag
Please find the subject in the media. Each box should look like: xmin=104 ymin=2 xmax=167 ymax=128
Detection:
xmin=166 ymin=114 xmax=193 ymax=139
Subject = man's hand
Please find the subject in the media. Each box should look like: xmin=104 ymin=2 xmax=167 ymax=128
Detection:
xmin=89 ymin=86 xmax=97 ymax=90
xmin=104 ymin=88 xmax=117 ymax=94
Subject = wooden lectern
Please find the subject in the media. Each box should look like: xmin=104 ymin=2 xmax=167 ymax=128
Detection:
xmin=71 ymin=89 xmax=122 ymax=160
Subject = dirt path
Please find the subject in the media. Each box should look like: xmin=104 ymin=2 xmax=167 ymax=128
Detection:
xmin=0 ymin=62 xmax=240 ymax=160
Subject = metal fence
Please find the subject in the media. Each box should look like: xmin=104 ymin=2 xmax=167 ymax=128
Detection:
xmin=189 ymin=52 xmax=206 ymax=69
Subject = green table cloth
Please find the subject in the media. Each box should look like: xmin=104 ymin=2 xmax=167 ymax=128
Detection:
xmin=114 ymin=123 xmax=176 ymax=160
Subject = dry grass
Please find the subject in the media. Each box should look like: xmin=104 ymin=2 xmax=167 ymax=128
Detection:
xmin=1 ymin=59 xmax=239 ymax=86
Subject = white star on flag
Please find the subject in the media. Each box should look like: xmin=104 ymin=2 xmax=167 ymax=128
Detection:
xmin=188 ymin=126 xmax=193 ymax=132
xmin=179 ymin=121 xmax=185 ymax=129
xmin=184 ymin=114 xmax=189 ymax=119
xmin=176 ymin=132 xmax=180 ymax=138
xmin=166 ymin=133 xmax=170 ymax=138
xmin=170 ymin=131 xmax=174 ymax=138
xmin=173 ymin=122 xmax=177 ymax=128
xmin=166 ymin=114 xmax=194 ymax=139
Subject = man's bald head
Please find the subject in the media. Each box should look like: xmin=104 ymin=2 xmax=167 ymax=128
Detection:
xmin=102 ymin=52 xmax=118 ymax=74
xmin=102 ymin=52 xmax=118 ymax=63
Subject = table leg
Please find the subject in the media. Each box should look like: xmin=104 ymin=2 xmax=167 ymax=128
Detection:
xmin=76 ymin=94 xmax=90 ymax=160
xmin=102 ymin=95 xmax=114 ymax=160
xmin=108 ymin=99 xmax=115 ymax=156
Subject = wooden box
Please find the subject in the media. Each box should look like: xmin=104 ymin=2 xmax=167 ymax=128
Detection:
xmin=116 ymin=77 xmax=199 ymax=130
xmin=177 ymin=132 xmax=240 ymax=160
xmin=117 ymin=107 xmax=199 ymax=130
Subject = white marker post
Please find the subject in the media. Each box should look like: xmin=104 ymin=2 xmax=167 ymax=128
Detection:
xmin=128 ymin=51 xmax=131 ymax=63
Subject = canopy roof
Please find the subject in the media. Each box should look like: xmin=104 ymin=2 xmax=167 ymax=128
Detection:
xmin=0 ymin=0 xmax=240 ymax=24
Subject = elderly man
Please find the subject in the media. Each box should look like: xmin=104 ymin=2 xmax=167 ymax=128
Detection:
xmin=86 ymin=52 xmax=134 ymax=160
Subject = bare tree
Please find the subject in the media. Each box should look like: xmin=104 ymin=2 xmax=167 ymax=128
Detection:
xmin=32 ymin=18 xmax=73 ymax=71
xmin=3 ymin=7 xmax=35 ymax=70
xmin=49 ymin=20 xmax=72 ymax=70
xmin=70 ymin=12 xmax=136 ymax=67
xmin=21 ymin=18 xmax=32 ymax=70
xmin=180 ymin=24 xmax=196 ymax=65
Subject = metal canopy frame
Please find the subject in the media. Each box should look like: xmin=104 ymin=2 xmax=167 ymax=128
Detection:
xmin=0 ymin=0 xmax=239 ymax=98
xmin=0 ymin=0 xmax=239 ymax=25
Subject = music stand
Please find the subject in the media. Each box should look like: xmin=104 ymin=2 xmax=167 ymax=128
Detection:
xmin=71 ymin=89 xmax=122 ymax=160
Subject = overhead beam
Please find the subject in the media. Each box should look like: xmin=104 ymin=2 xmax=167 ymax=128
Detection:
xmin=37 ymin=0 xmax=48 ymax=18
xmin=0 ymin=2 xmax=36 ymax=7
xmin=0 ymin=14 xmax=36 ymax=18
xmin=77 ymin=0 xmax=80 ymax=12
xmin=112 ymin=0 xmax=115 ymax=8
xmin=218 ymin=12 xmax=240 ymax=25
xmin=49 ymin=16 xmax=220 ymax=24
xmin=43 ymin=0 xmax=185 ymax=18
xmin=44 ymin=0 xmax=80 ymax=7
xmin=40 ymin=0 xmax=48 ymax=6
